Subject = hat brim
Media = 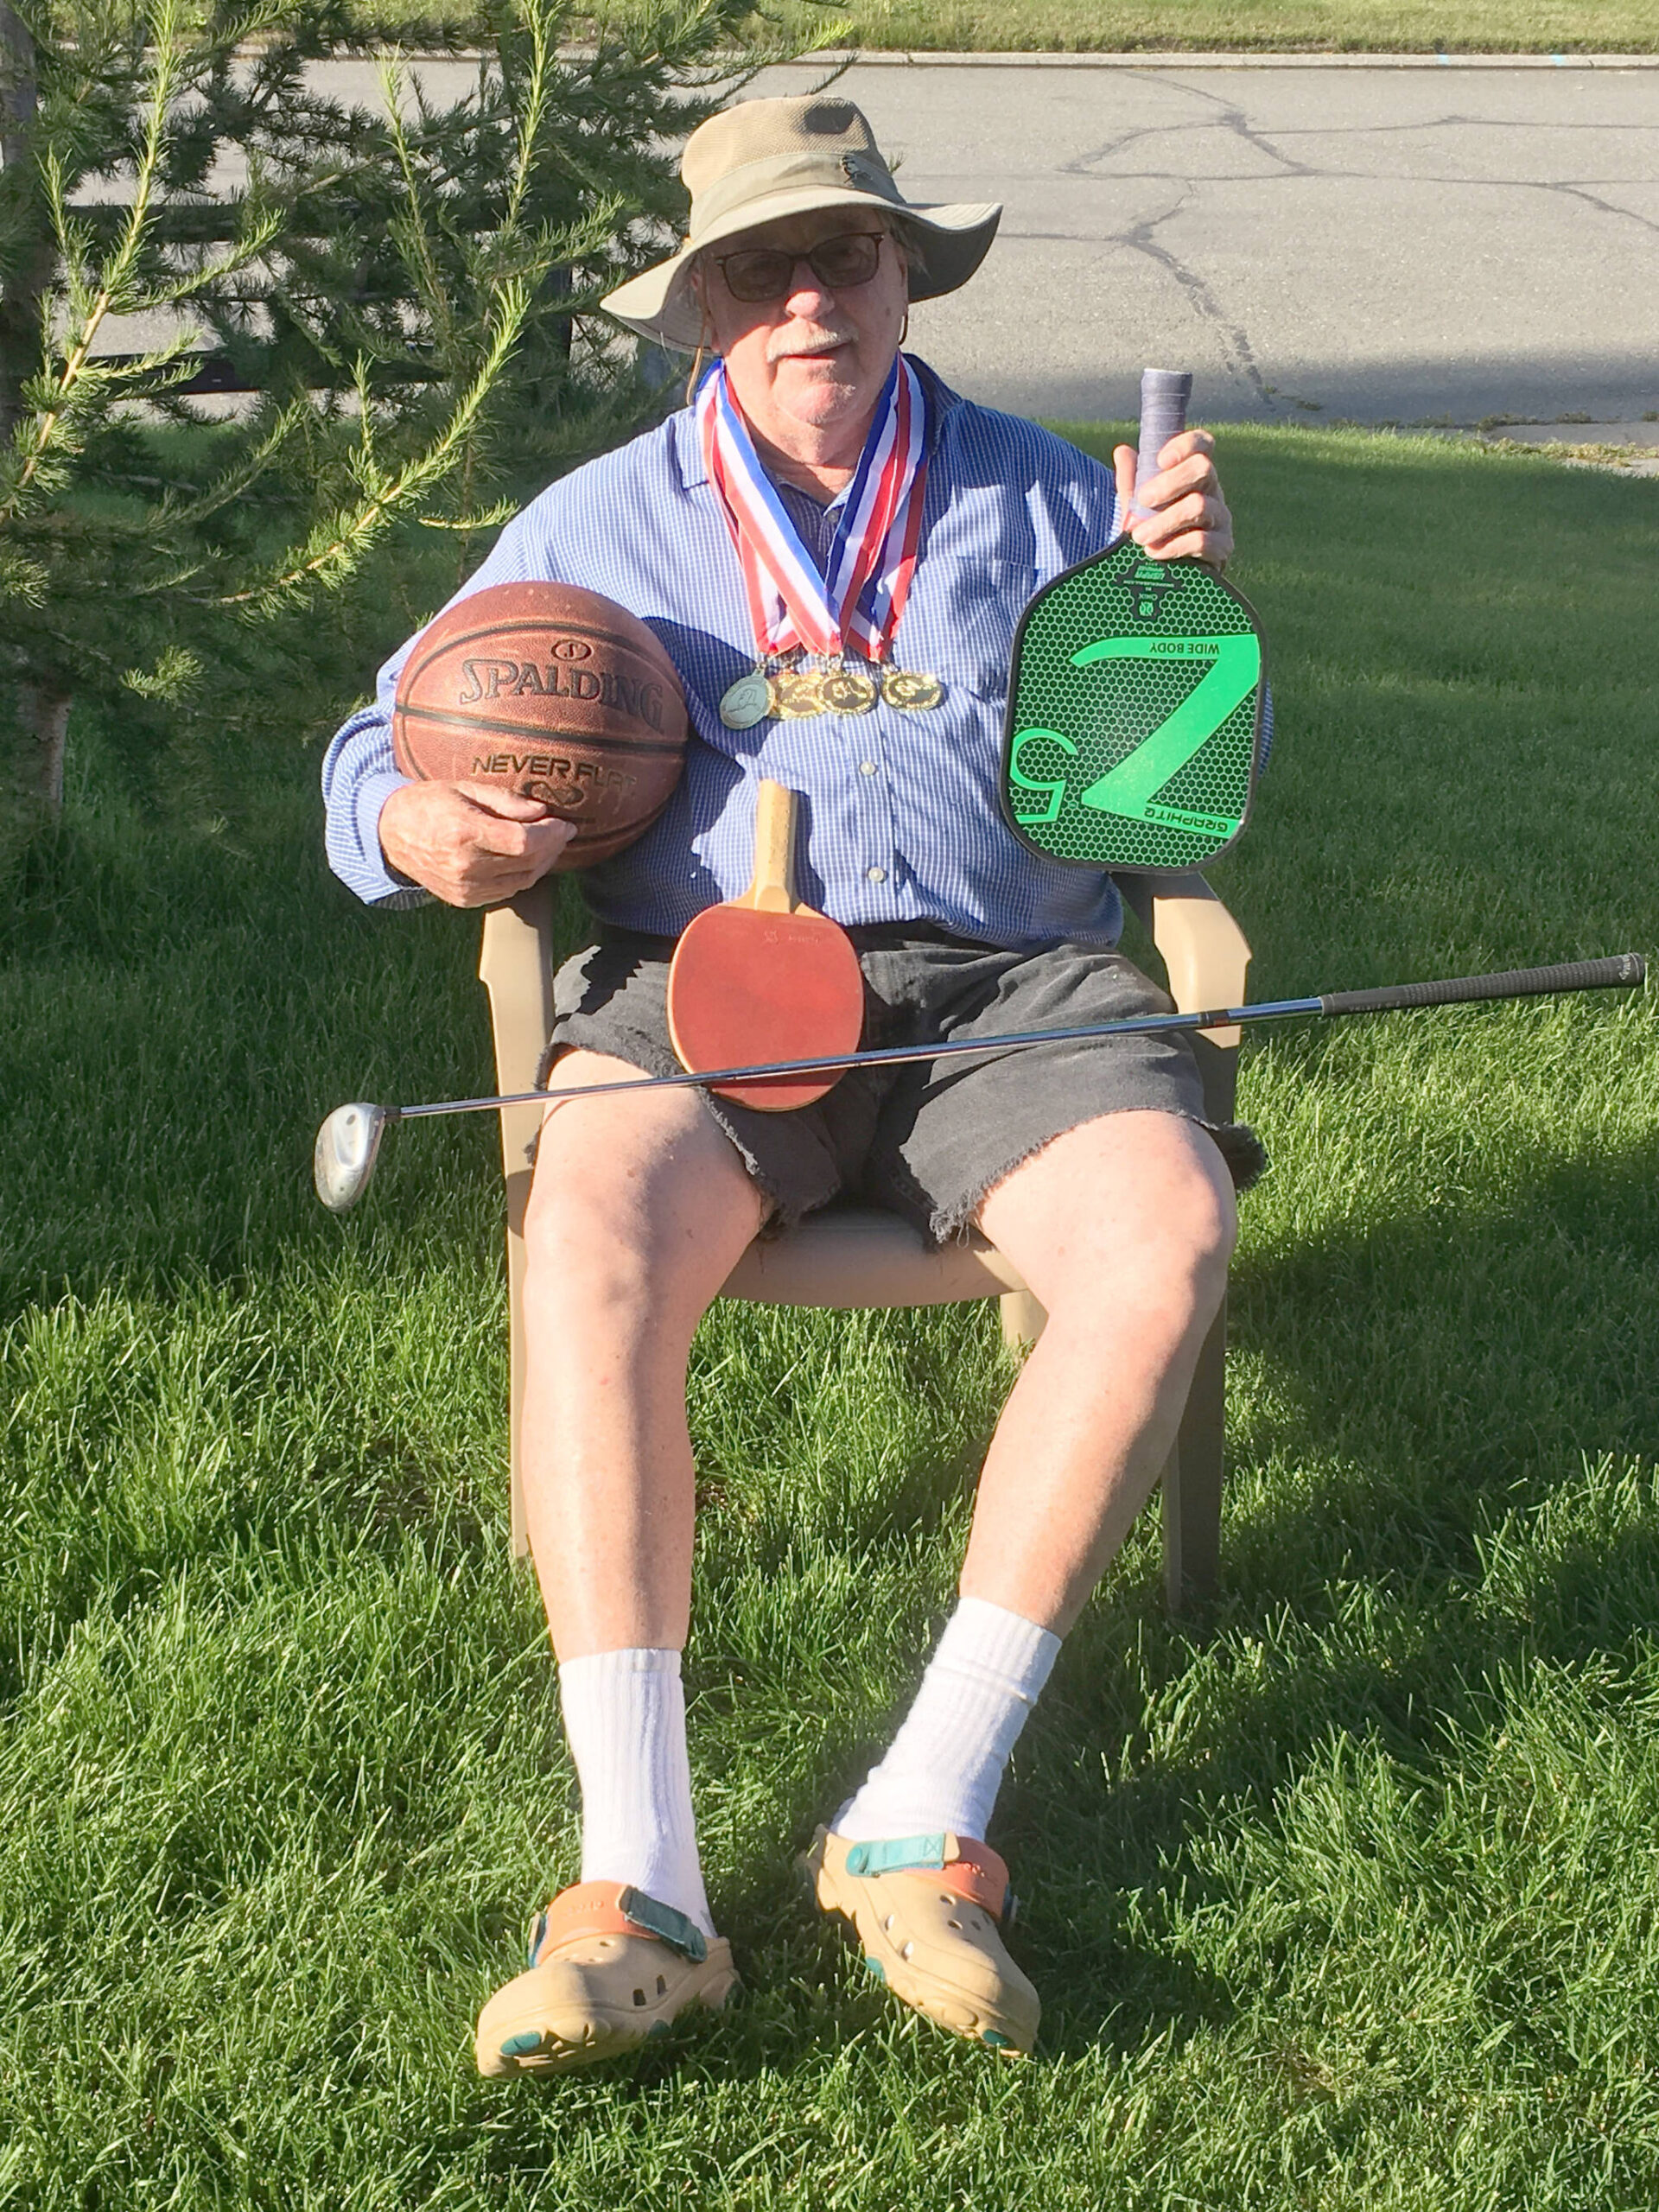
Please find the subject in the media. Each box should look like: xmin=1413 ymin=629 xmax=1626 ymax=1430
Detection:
xmin=602 ymin=188 xmax=1002 ymax=353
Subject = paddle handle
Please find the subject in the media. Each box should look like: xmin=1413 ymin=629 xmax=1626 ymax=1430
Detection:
xmin=1319 ymin=954 xmax=1644 ymax=1016
xmin=741 ymin=779 xmax=798 ymax=914
xmin=1132 ymin=367 xmax=1192 ymax=518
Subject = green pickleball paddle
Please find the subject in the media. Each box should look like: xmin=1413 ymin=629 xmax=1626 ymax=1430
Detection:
xmin=1001 ymin=371 xmax=1267 ymax=874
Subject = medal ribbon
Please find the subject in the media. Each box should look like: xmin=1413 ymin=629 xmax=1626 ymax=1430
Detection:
xmin=698 ymin=355 xmax=929 ymax=664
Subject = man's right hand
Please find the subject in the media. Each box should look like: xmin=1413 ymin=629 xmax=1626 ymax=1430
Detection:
xmin=378 ymin=779 xmax=576 ymax=907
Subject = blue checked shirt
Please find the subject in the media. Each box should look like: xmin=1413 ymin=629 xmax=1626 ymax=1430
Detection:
xmin=322 ymin=361 xmax=1245 ymax=946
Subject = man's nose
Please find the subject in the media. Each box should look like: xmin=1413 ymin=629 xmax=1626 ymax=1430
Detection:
xmin=785 ymin=272 xmax=838 ymax=317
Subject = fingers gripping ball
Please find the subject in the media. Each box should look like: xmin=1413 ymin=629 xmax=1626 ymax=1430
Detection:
xmin=393 ymin=582 xmax=689 ymax=868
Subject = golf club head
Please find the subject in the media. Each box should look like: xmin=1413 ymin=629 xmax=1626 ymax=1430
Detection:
xmin=314 ymin=1102 xmax=389 ymax=1212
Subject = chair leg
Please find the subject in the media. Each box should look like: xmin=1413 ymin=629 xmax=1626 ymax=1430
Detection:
xmin=1000 ymin=1288 xmax=1046 ymax=1351
xmin=1162 ymin=1293 xmax=1226 ymax=1611
xmin=1157 ymin=1029 xmax=1238 ymax=1610
xmin=505 ymin=1166 xmax=532 ymax=1560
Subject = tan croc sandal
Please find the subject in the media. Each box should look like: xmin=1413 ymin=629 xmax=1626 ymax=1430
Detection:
xmin=475 ymin=1881 xmax=738 ymax=2077
xmin=803 ymin=1827 xmax=1039 ymax=2054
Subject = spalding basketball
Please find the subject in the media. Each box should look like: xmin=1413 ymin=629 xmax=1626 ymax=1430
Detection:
xmin=393 ymin=581 xmax=689 ymax=868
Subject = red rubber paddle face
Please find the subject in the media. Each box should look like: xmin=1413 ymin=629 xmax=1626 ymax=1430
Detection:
xmin=666 ymin=906 xmax=865 ymax=1112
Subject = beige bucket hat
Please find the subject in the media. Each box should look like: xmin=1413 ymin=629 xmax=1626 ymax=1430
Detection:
xmin=602 ymin=96 xmax=1001 ymax=353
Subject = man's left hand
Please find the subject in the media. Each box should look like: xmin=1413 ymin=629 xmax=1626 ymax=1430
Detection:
xmin=1112 ymin=429 xmax=1235 ymax=569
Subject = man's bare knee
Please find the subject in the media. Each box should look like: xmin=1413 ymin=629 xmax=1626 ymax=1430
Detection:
xmin=980 ymin=1109 xmax=1236 ymax=1336
xmin=523 ymin=1051 xmax=764 ymax=1324
xmin=1168 ymin=1140 xmax=1237 ymax=1298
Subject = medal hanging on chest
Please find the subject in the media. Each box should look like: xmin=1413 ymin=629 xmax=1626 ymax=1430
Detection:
xmin=718 ymin=669 xmax=772 ymax=729
xmin=818 ymin=666 xmax=880 ymax=715
xmin=702 ymin=359 xmax=944 ymax=723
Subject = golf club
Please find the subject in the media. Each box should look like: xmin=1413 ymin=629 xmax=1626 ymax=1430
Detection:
xmin=313 ymin=952 xmax=1644 ymax=1212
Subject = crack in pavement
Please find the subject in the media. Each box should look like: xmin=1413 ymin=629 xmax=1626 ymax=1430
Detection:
xmin=1064 ymin=95 xmax=1317 ymax=179
xmin=1547 ymin=180 xmax=1659 ymax=238
xmin=965 ymin=89 xmax=1659 ymax=252
xmin=1060 ymin=91 xmax=1658 ymax=197
xmin=1262 ymin=114 xmax=1659 ymax=137
xmin=1039 ymin=166 xmax=1659 ymax=242
xmin=1112 ymin=188 xmax=1280 ymax=416
xmin=886 ymin=81 xmax=1656 ymax=421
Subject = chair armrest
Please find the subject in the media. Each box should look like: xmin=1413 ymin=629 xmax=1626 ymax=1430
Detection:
xmin=1115 ymin=871 xmax=1252 ymax=1047
xmin=479 ymin=881 xmax=559 ymax=1559
xmin=478 ymin=881 xmax=558 ymax=1177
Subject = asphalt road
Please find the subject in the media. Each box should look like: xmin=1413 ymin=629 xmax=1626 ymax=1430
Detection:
xmin=89 ymin=56 xmax=1659 ymax=434
xmin=739 ymin=58 xmax=1659 ymax=429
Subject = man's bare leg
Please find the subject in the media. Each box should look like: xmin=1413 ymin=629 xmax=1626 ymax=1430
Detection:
xmin=499 ymin=1052 xmax=763 ymax=1961
xmin=963 ymin=1107 xmax=1236 ymax=1632
xmin=841 ymin=1108 xmax=1235 ymax=1831
xmin=518 ymin=1052 xmax=766 ymax=1660
xmin=821 ymin=1111 xmax=1234 ymax=2046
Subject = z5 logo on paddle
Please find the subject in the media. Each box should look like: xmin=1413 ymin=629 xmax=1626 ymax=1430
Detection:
xmin=1000 ymin=537 xmax=1268 ymax=875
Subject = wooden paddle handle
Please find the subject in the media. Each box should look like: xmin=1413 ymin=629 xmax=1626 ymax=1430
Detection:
xmin=741 ymin=780 xmax=798 ymax=914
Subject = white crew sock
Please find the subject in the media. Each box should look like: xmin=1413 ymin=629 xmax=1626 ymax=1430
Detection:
xmin=557 ymin=1647 xmax=715 ymax=1940
xmin=835 ymin=1597 xmax=1062 ymax=1846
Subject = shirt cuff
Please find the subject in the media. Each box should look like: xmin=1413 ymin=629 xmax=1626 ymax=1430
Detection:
xmin=355 ymin=768 xmax=431 ymax=908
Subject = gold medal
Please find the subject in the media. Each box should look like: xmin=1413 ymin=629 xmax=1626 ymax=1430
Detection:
xmin=718 ymin=670 xmax=772 ymax=730
xmin=769 ymin=668 xmax=829 ymax=720
xmin=881 ymin=668 xmax=945 ymax=712
xmin=819 ymin=666 xmax=879 ymax=716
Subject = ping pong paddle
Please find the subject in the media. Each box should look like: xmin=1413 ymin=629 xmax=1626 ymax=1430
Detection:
xmin=1000 ymin=367 xmax=1267 ymax=874
xmin=666 ymin=779 xmax=865 ymax=1112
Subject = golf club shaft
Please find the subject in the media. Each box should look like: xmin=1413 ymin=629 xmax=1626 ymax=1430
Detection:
xmin=387 ymin=953 xmax=1644 ymax=1122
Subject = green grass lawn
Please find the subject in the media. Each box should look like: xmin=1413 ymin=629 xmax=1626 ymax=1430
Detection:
xmin=3 ymin=428 xmax=1657 ymax=2207
xmin=751 ymin=0 xmax=1659 ymax=55
xmin=378 ymin=0 xmax=1659 ymax=56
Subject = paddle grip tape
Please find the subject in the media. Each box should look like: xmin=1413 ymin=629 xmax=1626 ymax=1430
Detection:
xmin=1132 ymin=368 xmax=1192 ymax=518
xmin=1319 ymin=955 xmax=1644 ymax=1018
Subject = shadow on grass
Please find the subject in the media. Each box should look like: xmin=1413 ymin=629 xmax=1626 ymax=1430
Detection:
xmin=653 ymin=1128 xmax=1659 ymax=2078
xmin=1022 ymin=1135 xmax=1656 ymax=2060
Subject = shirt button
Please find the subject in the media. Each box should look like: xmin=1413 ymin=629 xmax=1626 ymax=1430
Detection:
xmin=859 ymin=760 xmax=878 ymax=775
xmin=866 ymin=865 xmax=887 ymax=884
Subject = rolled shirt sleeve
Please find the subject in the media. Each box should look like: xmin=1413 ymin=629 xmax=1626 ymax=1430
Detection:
xmin=319 ymin=702 xmax=427 ymax=910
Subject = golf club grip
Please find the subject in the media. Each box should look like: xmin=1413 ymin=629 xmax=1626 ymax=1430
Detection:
xmin=1134 ymin=368 xmax=1192 ymax=515
xmin=1319 ymin=954 xmax=1645 ymax=1018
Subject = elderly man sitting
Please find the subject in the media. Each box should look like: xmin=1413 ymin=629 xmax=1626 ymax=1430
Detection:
xmin=322 ymin=93 xmax=1260 ymax=2072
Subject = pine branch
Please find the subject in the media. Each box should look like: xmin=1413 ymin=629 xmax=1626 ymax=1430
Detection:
xmin=0 ymin=0 xmax=187 ymax=524
xmin=217 ymin=283 xmax=531 ymax=609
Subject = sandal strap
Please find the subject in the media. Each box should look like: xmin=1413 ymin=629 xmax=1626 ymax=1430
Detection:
xmin=840 ymin=1833 xmax=1010 ymax=1917
xmin=528 ymin=1881 xmax=709 ymax=1967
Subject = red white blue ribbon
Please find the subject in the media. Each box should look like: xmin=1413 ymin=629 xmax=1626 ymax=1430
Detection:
xmin=698 ymin=354 xmax=929 ymax=664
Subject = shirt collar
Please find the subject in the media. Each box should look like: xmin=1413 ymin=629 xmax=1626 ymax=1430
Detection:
xmin=673 ymin=353 xmax=960 ymax=493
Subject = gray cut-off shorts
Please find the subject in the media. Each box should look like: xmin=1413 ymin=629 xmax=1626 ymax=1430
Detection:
xmin=542 ymin=923 xmax=1266 ymax=1243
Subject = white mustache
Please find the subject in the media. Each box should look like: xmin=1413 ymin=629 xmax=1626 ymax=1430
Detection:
xmin=767 ymin=329 xmax=857 ymax=363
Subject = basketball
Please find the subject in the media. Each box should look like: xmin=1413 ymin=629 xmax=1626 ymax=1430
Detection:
xmin=392 ymin=581 xmax=689 ymax=868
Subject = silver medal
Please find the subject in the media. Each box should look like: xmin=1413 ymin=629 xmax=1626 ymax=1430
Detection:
xmin=719 ymin=671 xmax=772 ymax=730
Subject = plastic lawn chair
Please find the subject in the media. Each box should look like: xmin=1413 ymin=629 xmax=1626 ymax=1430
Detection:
xmin=479 ymin=873 xmax=1250 ymax=1610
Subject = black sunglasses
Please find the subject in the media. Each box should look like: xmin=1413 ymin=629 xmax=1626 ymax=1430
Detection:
xmin=711 ymin=231 xmax=888 ymax=305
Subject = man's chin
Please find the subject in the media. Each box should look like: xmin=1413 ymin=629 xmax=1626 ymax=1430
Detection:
xmin=772 ymin=363 xmax=870 ymax=426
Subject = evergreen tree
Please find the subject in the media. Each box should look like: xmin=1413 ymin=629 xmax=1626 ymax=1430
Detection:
xmin=0 ymin=0 xmax=768 ymax=824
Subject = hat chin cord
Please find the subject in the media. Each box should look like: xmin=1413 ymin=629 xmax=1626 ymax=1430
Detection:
xmin=683 ymin=299 xmax=716 ymax=407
